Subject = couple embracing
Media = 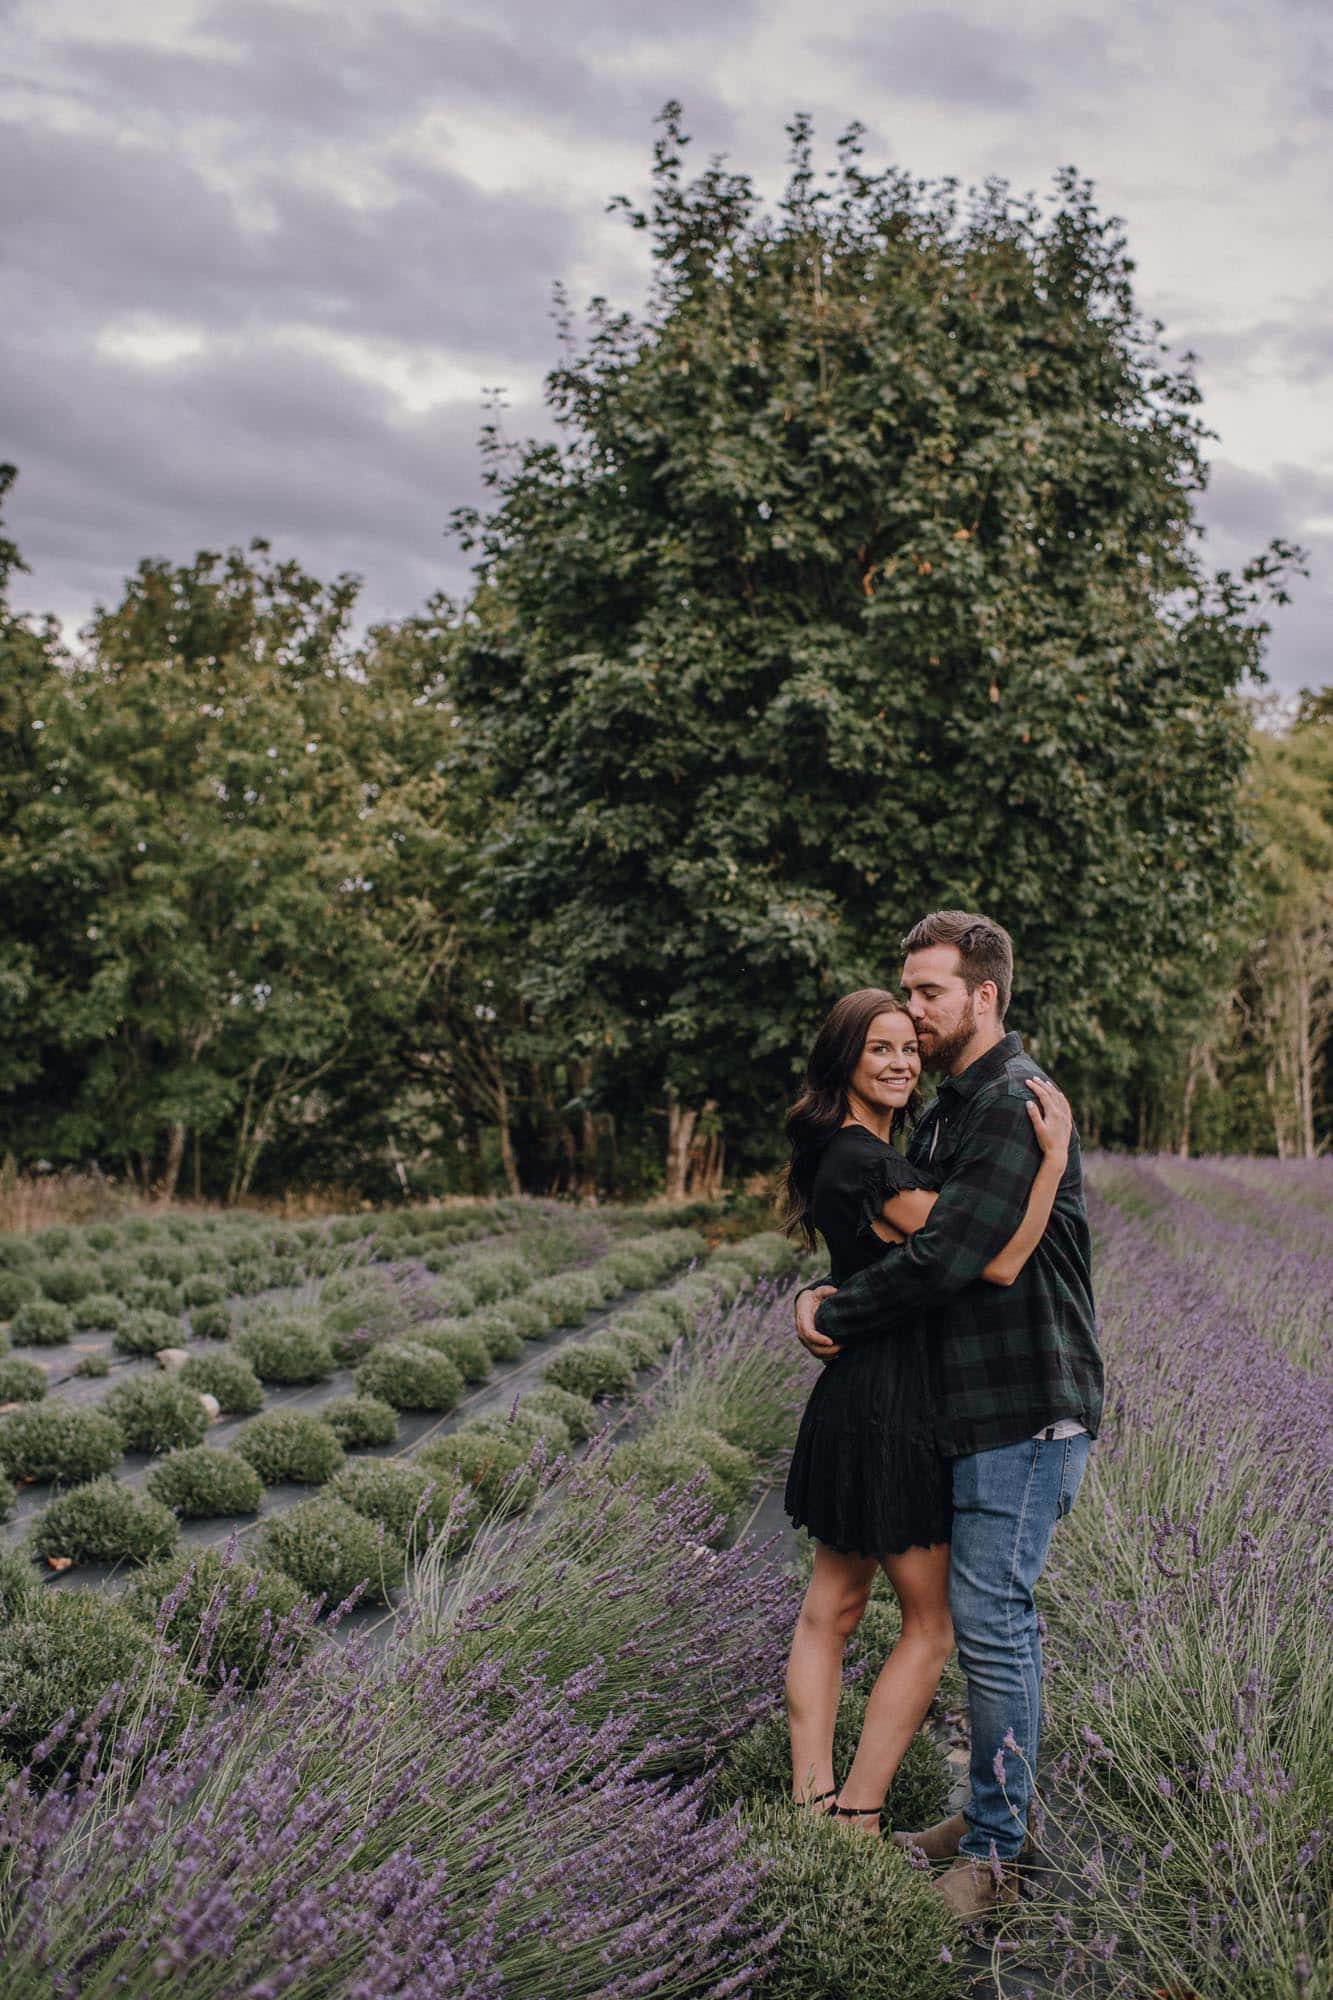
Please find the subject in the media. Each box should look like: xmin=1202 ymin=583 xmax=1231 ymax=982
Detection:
xmin=780 ymin=909 xmax=1104 ymax=1921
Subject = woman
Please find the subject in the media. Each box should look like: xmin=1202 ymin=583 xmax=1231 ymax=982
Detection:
xmin=780 ymin=987 xmax=1070 ymax=1831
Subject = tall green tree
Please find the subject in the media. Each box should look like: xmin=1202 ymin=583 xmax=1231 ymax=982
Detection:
xmin=0 ymin=532 xmax=457 ymax=1196
xmin=450 ymin=112 xmax=1299 ymax=1182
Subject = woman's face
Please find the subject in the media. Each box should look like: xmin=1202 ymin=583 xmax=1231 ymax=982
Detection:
xmin=848 ymin=1010 xmax=920 ymax=1119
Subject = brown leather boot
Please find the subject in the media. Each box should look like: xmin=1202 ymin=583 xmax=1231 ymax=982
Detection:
xmin=891 ymin=1810 xmax=969 ymax=1859
xmin=932 ymin=1855 xmax=1020 ymax=1921
xmin=892 ymin=1812 xmax=1035 ymax=1861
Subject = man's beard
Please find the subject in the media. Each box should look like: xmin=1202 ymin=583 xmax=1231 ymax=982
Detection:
xmin=918 ymin=993 xmax=977 ymax=1073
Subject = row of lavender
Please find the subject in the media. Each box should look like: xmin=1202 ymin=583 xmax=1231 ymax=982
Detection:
xmin=1030 ymin=1157 xmax=1333 ymax=1999
xmin=0 ymin=1202 xmax=709 ymax=1587
xmin=0 ymin=1275 xmax=958 ymax=1999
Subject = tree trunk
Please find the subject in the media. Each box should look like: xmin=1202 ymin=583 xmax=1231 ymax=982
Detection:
xmin=160 ymin=1121 xmax=187 ymax=1202
xmin=566 ymin=1059 xmax=598 ymax=1201
xmin=1177 ymin=1052 xmax=1199 ymax=1160
xmin=664 ymin=1097 xmax=700 ymax=1202
xmin=493 ymin=1068 xmax=522 ymax=1197
xmin=1295 ymin=950 xmax=1315 ymax=1159
xmin=687 ymin=1122 xmax=725 ymax=1199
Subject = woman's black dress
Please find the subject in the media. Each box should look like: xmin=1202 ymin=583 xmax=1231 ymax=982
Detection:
xmin=783 ymin=1126 xmax=953 ymax=1557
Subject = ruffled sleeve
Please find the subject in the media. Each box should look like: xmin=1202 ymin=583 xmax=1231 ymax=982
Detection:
xmin=855 ymin=1148 xmax=942 ymax=1240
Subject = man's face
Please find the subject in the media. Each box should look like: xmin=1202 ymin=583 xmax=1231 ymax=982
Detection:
xmin=901 ymin=946 xmax=977 ymax=1073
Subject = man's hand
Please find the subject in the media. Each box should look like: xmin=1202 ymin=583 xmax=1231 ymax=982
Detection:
xmin=796 ymin=1285 xmax=842 ymax=1360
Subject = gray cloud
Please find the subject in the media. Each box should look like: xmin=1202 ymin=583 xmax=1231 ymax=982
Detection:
xmin=818 ymin=9 xmax=1142 ymax=112
xmin=1196 ymin=460 xmax=1333 ymax=693
xmin=0 ymin=119 xmax=578 ymax=358
xmin=56 ymin=3 xmax=736 ymax=150
xmin=1179 ymin=314 xmax=1333 ymax=389
xmin=1 ymin=325 xmax=511 ymax=631
xmin=0 ymin=0 xmax=1327 ymax=699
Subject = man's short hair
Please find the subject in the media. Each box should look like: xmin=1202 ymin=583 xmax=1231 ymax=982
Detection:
xmin=901 ymin=910 xmax=1014 ymax=1019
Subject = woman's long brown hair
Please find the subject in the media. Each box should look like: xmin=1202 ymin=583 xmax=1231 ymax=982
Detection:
xmin=779 ymin=988 xmax=920 ymax=1251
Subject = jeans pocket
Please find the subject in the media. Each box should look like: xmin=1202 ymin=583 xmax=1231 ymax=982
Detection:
xmin=1058 ymin=1437 xmax=1090 ymax=1518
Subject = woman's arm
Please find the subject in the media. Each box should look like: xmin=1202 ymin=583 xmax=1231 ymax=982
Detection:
xmin=979 ymin=1078 xmax=1072 ymax=1285
xmin=867 ymin=1188 xmax=937 ymax=1246
xmin=867 ymin=1079 xmax=1073 ymax=1286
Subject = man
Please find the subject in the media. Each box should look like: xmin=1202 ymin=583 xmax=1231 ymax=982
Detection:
xmin=796 ymin=909 xmax=1103 ymax=1920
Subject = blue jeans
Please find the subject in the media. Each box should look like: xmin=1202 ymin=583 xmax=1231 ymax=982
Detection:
xmin=948 ymin=1433 xmax=1091 ymax=1862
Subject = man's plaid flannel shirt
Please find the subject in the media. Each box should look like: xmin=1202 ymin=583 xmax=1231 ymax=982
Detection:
xmin=812 ymin=1032 xmax=1104 ymax=1459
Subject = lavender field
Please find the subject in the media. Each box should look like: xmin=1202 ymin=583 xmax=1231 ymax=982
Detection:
xmin=0 ymin=1160 xmax=1329 ymax=1997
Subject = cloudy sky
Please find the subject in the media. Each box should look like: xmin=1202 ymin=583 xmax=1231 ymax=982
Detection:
xmin=2 ymin=0 xmax=1330 ymax=693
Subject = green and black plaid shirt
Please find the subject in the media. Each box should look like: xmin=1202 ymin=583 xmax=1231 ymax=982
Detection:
xmin=813 ymin=1032 xmax=1103 ymax=1459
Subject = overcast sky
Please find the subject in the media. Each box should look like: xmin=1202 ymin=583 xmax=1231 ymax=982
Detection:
xmin=2 ymin=0 xmax=1330 ymax=694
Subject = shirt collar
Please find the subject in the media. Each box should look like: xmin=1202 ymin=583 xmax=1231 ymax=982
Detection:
xmin=936 ymin=1030 xmax=1024 ymax=1104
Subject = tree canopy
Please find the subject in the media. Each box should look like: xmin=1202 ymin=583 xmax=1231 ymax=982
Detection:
xmin=449 ymin=111 xmax=1300 ymax=1177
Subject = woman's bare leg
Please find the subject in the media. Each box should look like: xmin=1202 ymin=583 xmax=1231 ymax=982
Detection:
xmin=786 ymin=1541 xmax=878 ymax=1803
xmin=836 ymin=1541 xmax=953 ymax=1823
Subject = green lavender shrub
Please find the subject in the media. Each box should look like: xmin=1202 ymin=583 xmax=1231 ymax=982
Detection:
xmin=10 ymin=1300 xmax=75 ymax=1346
xmin=488 ymin=1294 xmax=553 ymax=1340
xmin=703 ymin=1264 xmax=746 ymax=1305
xmin=178 ymin=1350 xmax=264 ymax=1416
xmin=30 ymin=1476 xmax=179 ymax=1566
xmin=450 ymin=1250 xmax=531 ymax=1305
xmin=542 ymin=1341 xmax=635 ymax=1401
xmin=354 ymin=1341 xmax=464 ymax=1413
xmin=0 ymin=1592 xmax=157 ymax=1770
xmin=124 ymin=1549 xmax=312 ymax=1688
xmin=608 ymin=1422 xmax=755 ymax=1521
xmin=421 ymin=1275 xmax=478 ymax=1316
xmin=146 ymin=1446 xmax=265 ymax=1518
xmin=599 ymin=1323 xmax=661 ymax=1370
xmin=0 ymin=1543 xmax=36 ymax=1618
xmin=113 ymin=1309 xmax=181 ymax=1359
xmin=738 ymin=1801 xmax=956 ymax=2000
xmin=465 ymin=1312 xmax=525 ymax=1361
xmin=0 ymin=1270 xmax=39 ymax=1318
xmin=71 ymin=1293 xmax=125 ymax=1332
xmin=180 ymin=1274 xmax=227 ymax=1308
xmin=610 ymin=1301 xmax=682 ymax=1352
xmin=410 ymin=1322 xmax=492 ymax=1383
xmin=524 ymin=1272 xmax=606 ymax=1328
xmin=329 ymin=1458 xmax=470 ymax=1547
xmin=190 ymin=1303 xmax=233 ymax=1339
xmin=416 ymin=1429 xmax=538 ymax=1515
xmin=124 ymin=1278 xmax=184 ymax=1315
xmin=102 ymin=1375 xmax=209 ymax=1455
xmin=235 ymin=1316 xmax=335 ymax=1386
xmin=72 ymin=1352 xmax=111 ymax=1379
xmin=233 ymin=1411 xmax=345 ymax=1486
xmin=261 ymin=1496 xmax=403 ymax=1608
xmin=472 ymin=1404 xmax=572 ymax=1456
xmin=35 ymin=1261 xmax=100 ymax=1305
xmin=0 ymin=1404 xmax=124 ymax=1485
xmin=320 ymin=1394 xmax=398 ymax=1449
xmin=0 ymin=1233 xmax=37 ymax=1271
xmin=0 ymin=1356 xmax=49 ymax=1403
xmin=521 ymin=1384 xmax=603 ymax=1442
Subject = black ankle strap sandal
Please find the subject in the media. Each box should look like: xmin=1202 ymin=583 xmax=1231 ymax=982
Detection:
xmin=831 ymin=1801 xmax=884 ymax=1829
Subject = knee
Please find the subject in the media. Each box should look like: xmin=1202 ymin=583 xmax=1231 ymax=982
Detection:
xmin=800 ymin=1585 xmax=872 ymax=1643
xmin=904 ymin=1608 xmax=954 ymax=1670
xmin=923 ymin=1611 xmax=956 ymax=1668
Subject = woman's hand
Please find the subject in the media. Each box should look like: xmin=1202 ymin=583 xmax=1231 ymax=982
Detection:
xmin=1026 ymin=1076 xmax=1072 ymax=1168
